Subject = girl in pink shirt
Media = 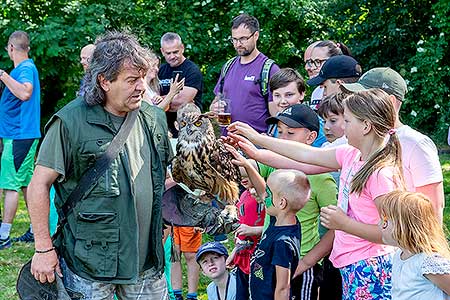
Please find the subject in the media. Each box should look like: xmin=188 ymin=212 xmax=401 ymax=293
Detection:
xmin=228 ymin=89 xmax=405 ymax=300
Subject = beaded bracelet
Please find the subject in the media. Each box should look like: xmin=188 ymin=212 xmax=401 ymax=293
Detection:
xmin=35 ymin=246 xmax=56 ymax=254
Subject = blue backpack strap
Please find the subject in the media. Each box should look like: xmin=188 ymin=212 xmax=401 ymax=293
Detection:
xmin=260 ymin=58 xmax=275 ymax=102
xmin=219 ymin=56 xmax=238 ymax=94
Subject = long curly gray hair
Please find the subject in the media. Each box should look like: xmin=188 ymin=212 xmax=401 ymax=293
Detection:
xmin=83 ymin=31 xmax=152 ymax=106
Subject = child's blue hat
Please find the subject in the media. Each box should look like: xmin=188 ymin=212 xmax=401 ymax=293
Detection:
xmin=196 ymin=242 xmax=228 ymax=263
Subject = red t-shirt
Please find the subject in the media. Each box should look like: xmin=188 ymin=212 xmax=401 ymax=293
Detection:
xmin=234 ymin=190 xmax=266 ymax=274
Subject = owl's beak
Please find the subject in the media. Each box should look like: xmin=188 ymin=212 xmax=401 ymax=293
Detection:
xmin=186 ymin=125 xmax=193 ymax=135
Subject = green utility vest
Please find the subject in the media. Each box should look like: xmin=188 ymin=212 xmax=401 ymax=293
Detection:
xmin=47 ymin=98 xmax=172 ymax=284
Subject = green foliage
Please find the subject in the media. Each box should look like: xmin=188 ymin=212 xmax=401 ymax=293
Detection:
xmin=1 ymin=0 xmax=322 ymax=123
xmin=320 ymin=0 xmax=450 ymax=143
xmin=401 ymin=0 xmax=450 ymax=143
xmin=0 ymin=0 xmax=448 ymax=140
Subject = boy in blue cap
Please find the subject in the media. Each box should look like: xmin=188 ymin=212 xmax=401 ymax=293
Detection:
xmin=196 ymin=242 xmax=236 ymax=300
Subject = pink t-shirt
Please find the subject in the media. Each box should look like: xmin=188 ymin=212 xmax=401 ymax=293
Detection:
xmin=330 ymin=145 xmax=397 ymax=268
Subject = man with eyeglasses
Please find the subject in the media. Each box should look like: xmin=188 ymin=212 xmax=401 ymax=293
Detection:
xmin=0 ymin=31 xmax=41 ymax=249
xmin=211 ymin=13 xmax=280 ymax=134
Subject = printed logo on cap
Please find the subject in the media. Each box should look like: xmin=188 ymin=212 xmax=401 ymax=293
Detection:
xmin=283 ymin=107 xmax=293 ymax=115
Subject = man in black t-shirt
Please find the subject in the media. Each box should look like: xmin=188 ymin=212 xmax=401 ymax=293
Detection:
xmin=159 ymin=32 xmax=203 ymax=137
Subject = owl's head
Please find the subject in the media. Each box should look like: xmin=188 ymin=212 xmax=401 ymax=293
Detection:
xmin=176 ymin=103 xmax=214 ymax=143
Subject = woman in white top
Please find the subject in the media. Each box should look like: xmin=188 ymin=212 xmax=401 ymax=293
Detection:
xmin=144 ymin=53 xmax=184 ymax=111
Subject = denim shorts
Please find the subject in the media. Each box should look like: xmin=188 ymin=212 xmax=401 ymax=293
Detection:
xmin=60 ymin=258 xmax=169 ymax=300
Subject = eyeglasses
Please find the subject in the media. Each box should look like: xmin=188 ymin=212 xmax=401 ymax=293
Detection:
xmin=229 ymin=31 xmax=256 ymax=45
xmin=305 ymin=58 xmax=328 ymax=68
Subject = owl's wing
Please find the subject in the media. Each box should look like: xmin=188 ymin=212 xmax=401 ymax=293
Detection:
xmin=207 ymin=139 xmax=241 ymax=204
xmin=172 ymin=150 xmax=215 ymax=197
xmin=171 ymin=157 xmax=192 ymax=189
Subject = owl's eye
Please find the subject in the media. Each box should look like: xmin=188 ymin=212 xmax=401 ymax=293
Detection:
xmin=194 ymin=121 xmax=203 ymax=127
xmin=180 ymin=121 xmax=187 ymax=128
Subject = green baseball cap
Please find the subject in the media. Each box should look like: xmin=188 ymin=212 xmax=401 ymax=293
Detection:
xmin=341 ymin=67 xmax=407 ymax=101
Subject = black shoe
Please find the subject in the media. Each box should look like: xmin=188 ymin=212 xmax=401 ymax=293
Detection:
xmin=12 ymin=228 xmax=34 ymax=243
xmin=0 ymin=236 xmax=11 ymax=250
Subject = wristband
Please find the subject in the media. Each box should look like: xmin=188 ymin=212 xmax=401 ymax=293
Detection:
xmin=35 ymin=246 xmax=56 ymax=254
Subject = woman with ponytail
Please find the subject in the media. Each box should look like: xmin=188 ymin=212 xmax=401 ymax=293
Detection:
xmin=228 ymin=89 xmax=405 ymax=300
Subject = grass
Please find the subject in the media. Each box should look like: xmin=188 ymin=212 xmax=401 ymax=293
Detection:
xmin=2 ymin=155 xmax=450 ymax=299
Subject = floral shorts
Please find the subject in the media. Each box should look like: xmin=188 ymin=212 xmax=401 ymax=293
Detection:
xmin=340 ymin=253 xmax=393 ymax=300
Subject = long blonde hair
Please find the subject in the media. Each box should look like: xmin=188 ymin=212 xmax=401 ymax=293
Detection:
xmin=379 ymin=191 xmax=450 ymax=259
xmin=344 ymin=89 xmax=405 ymax=194
xmin=146 ymin=51 xmax=161 ymax=94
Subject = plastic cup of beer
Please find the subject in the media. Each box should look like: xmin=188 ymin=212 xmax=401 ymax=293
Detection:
xmin=218 ymin=97 xmax=231 ymax=126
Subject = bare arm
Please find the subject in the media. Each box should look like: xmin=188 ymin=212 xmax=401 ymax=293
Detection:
xmin=235 ymin=224 xmax=263 ymax=237
xmin=320 ymin=196 xmax=385 ymax=244
xmin=274 ymin=266 xmax=291 ymax=300
xmin=228 ymin=122 xmax=340 ymax=169
xmin=225 ymin=144 xmax=267 ymax=200
xmin=28 ymin=165 xmax=61 ymax=283
xmin=0 ymin=70 xmax=33 ymax=101
xmin=236 ymin=136 xmax=335 ymax=174
xmin=294 ymin=230 xmax=334 ymax=277
xmin=416 ymin=182 xmax=444 ymax=225
xmin=168 ymin=86 xmax=197 ymax=111
xmin=425 ymin=273 xmax=450 ymax=295
xmin=156 ymin=76 xmax=185 ymax=111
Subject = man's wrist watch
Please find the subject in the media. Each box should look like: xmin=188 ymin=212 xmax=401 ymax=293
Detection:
xmin=0 ymin=70 xmax=4 ymax=78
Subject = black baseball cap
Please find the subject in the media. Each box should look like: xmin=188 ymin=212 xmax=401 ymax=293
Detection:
xmin=266 ymin=104 xmax=319 ymax=133
xmin=307 ymin=55 xmax=362 ymax=86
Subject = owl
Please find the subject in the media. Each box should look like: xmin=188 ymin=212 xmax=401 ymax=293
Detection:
xmin=171 ymin=103 xmax=241 ymax=204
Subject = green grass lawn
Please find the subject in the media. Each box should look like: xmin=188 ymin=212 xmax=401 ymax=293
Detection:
xmin=1 ymin=156 xmax=450 ymax=299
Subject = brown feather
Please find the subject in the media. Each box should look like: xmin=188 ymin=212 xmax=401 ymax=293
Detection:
xmin=171 ymin=103 xmax=241 ymax=204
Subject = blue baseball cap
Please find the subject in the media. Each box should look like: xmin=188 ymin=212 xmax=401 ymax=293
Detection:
xmin=195 ymin=242 xmax=228 ymax=263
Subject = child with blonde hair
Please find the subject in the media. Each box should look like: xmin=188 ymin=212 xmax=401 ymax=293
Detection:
xmin=378 ymin=191 xmax=450 ymax=300
xmin=228 ymin=89 xmax=405 ymax=299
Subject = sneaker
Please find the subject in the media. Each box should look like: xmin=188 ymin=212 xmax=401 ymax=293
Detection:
xmin=12 ymin=229 xmax=34 ymax=243
xmin=0 ymin=236 xmax=11 ymax=249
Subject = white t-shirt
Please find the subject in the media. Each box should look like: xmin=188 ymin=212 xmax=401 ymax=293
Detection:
xmin=396 ymin=125 xmax=443 ymax=190
xmin=392 ymin=250 xmax=450 ymax=300
xmin=321 ymin=135 xmax=348 ymax=148
xmin=310 ymin=86 xmax=324 ymax=111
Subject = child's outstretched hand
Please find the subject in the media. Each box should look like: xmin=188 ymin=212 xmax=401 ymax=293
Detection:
xmin=227 ymin=121 xmax=260 ymax=143
xmin=228 ymin=134 xmax=261 ymax=161
xmin=224 ymin=143 xmax=249 ymax=168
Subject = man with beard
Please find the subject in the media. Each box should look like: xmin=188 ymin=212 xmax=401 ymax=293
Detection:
xmin=211 ymin=14 xmax=280 ymax=134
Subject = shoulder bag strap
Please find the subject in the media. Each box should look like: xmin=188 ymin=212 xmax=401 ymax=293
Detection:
xmin=59 ymin=109 xmax=139 ymax=225
xmin=219 ymin=56 xmax=238 ymax=94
